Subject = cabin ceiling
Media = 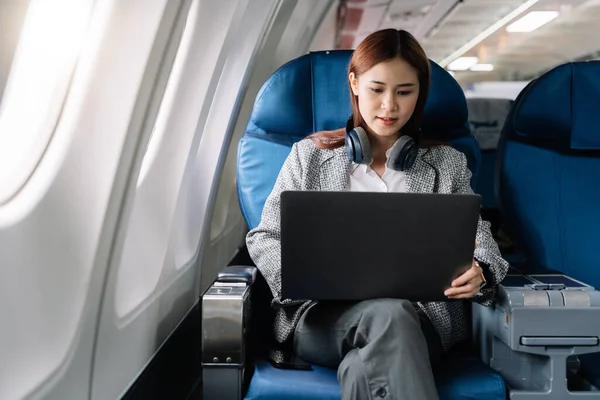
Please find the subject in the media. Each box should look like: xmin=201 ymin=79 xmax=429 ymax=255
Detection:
xmin=336 ymin=0 xmax=600 ymax=84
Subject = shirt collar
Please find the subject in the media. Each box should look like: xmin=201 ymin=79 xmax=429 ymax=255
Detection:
xmin=349 ymin=147 xmax=395 ymax=174
xmin=349 ymin=162 xmax=364 ymax=174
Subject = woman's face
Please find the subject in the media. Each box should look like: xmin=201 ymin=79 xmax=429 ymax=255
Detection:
xmin=349 ymin=57 xmax=420 ymax=140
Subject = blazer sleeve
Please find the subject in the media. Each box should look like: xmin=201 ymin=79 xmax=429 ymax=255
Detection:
xmin=246 ymin=142 xmax=308 ymax=307
xmin=454 ymin=152 xmax=510 ymax=306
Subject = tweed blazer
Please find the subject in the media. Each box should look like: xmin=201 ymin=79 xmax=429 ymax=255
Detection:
xmin=246 ymin=138 xmax=510 ymax=351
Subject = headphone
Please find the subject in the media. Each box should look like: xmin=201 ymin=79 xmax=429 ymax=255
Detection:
xmin=344 ymin=116 xmax=419 ymax=171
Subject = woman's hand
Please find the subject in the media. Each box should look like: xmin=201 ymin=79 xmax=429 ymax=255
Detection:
xmin=445 ymin=241 xmax=485 ymax=299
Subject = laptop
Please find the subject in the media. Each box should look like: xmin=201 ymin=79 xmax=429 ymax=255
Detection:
xmin=280 ymin=191 xmax=482 ymax=302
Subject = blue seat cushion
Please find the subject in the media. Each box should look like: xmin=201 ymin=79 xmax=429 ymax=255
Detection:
xmin=245 ymin=362 xmax=341 ymax=400
xmin=244 ymin=353 xmax=505 ymax=400
xmin=580 ymin=353 xmax=600 ymax=389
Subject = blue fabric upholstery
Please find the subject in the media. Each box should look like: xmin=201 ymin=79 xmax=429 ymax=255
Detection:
xmin=497 ymin=61 xmax=600 ymax=282
xmin=497 ymin=61 xmax=600 ymax=389
xmin=245 ymin=353 xmax=506 ymax=400
xmin=245 ymin=361 xmax=341 ymax=400
xmin=238 ymin=50 xmax=480 ymax=230
xmin=509 ymin=63 xmax=600 ymax=150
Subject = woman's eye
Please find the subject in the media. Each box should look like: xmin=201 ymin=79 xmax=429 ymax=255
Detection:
xmin=398 ymin=91 xmax=413 ymax=96
xmin=370 ymin=88 xmax=383 ymax=93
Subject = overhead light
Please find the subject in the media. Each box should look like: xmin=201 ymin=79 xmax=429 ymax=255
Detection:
xmin=506 ymin=11 xmax=559 ymax=32
xmin=439 ymin=0 xmax=540 ymax=68
xmin=448 ymin=57 xmax=479 ymax=71
xmin=470 ymin=63 xmax=494 ymax=71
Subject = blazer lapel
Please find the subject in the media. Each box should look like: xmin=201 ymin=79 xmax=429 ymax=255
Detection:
xmin=405 ymin=148 xmax=437 ymax=193
xmin=319 ymin=147 xmax=351 ymax=191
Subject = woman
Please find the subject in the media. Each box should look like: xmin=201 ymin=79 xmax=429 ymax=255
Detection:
xmin=246 ymin=29 xmax=509 ymax=400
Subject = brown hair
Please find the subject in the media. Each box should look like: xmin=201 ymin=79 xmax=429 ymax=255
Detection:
xmin=308 ymin=29 xmax=435 ymax=149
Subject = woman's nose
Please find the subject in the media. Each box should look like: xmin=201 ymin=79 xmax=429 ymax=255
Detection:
xmin=381 ymin=95 xmax=398 ymax=111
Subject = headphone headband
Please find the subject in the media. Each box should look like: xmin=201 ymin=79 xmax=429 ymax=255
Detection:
xmin=345 ymin=115 xmax=354 ymax=133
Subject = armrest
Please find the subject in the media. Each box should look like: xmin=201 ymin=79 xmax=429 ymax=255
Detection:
xmin=217 ymin=265 xmax=257 ymax=284
xmin=202 ymin=265 xmax=256 ymax=400
xmin=471 ymin=302 xmax=495 ymax=364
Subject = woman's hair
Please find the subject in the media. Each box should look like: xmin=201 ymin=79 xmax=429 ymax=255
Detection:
xmin=308 ymin=29 xmax=433 ymax=149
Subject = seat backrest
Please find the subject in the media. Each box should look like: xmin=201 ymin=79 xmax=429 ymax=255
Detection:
xmin=238 ymin=50 xmax=480 ymax=230
xmin=497 ymin=61 xmax=600 ymax=287
xmin=467 ymin=97 xmax=513 ymax=208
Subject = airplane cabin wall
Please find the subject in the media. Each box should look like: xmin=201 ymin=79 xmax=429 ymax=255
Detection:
xmin=0 ymin=0 xmax=185 ymax=399
xmin=91 ymin=0 xmax=280 ymax=399
xmin=0 ymin=1 xmax=336 ymax=399
xmin=199 ymin=0 xmax=337 ymax=293
xmin=309 ymin=0 xmax=339 ymax=52
xmin=93 ymin=0 xmax=336 ymax=398
xmin=0 ymin=0 xmax=30 ymax=101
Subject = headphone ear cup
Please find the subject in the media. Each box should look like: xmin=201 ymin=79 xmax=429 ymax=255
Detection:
xmin=345 ymin=131 xmax=359 ymax=163
xmin=386 ymin=136 xmax=418 ymax=171
xmin=345 ymin=127 xmax=372 ymax=165
xmin=402 ymin=141 xmax=418 ymax=170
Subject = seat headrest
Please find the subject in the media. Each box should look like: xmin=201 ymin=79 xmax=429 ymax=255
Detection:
xmin=422 ymin=58 xmax=469 ymax=139
xmin=248 ymin=51 xmax=351 ymax=137
xmin=507 ymin=61 xmax=600 ymax=151
xmin=247 ymin=50 xmax=469 ymax=140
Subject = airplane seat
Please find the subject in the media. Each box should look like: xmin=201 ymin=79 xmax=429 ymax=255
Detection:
xmin=202 ymin=50 xmax=505 ymax=400
xmin=496 ymin=60 xmax=600 ymax=389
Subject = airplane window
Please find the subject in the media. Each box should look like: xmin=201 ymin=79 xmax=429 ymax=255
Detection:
xmin=114 ymin=0 xmax=240 ymax=317
xmin=0 ymin=0 xmax=94 ymax=205
xmin=0 ymin=0 xmax=30 ymax=103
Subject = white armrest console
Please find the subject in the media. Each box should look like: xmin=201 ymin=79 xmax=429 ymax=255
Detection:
xmin=473 ymin=272 xmax=600 ymax=399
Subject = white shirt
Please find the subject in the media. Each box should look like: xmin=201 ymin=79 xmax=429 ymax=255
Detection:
xmin=348 ymin=162 xmax=407 ymax=193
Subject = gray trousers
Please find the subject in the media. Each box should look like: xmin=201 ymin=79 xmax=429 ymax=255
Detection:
xmin=293 ymin=298 xmax=443 ymax=400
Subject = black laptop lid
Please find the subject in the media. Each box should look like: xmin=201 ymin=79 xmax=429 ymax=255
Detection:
xmin=280 ymin=191 xmax=481 ymax=302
